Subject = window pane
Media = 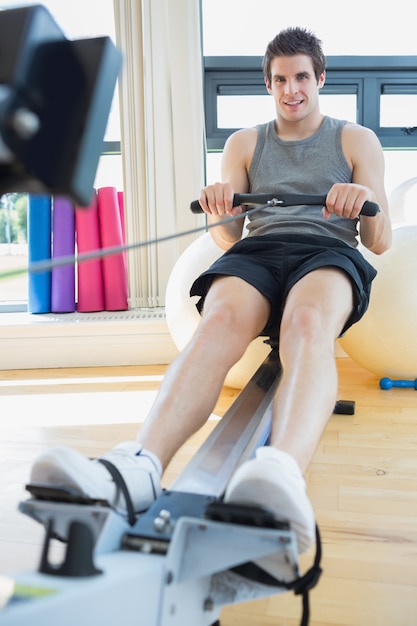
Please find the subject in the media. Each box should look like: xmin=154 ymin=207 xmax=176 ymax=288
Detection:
xmin=218 ymin=95 xmax=275 ymax=128
xmin=319 ymin=94 xmax=357 ymax=123
xmin=384 ymin=151 xmax=417 ymax=195
xmin=205 ymin=152 xmax=223 ymax=184
xmin=217 ymin=93 xmax=357 ymax=129
xmin=103 ymin=83 xmax=121 ymax=142
xmin=384 ymin=151 xmax=417 ymax=224
xmin=380 ymin=95 xmax=417 ymax=127
xmin=0 ymin=0 xmax=116 ymax=39
xmin=0 ymin=193 xmax=27 ymax=305
xmin=202 ymin=0 xmax=417 ymax=56
xmin=94 ymin=155 xmax=124 ymax=190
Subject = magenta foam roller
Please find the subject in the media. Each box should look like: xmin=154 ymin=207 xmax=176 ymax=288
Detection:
xmin=51 ymin=196 xmax=76 ymax=313
xmin=97 ymin=186 xmax=128 ymax=311
xmin=75 ymin=192 xmax=105 ymax=312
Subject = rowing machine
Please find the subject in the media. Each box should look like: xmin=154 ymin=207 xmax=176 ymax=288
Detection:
xmin=1 ymin=193 xmax=379 ymax=624
xmin=0 ymin=341 xmax=322 ymax=626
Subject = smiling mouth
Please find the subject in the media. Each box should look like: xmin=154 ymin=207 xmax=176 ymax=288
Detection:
xmin=285 ymin=99 xmax=303 ymax=106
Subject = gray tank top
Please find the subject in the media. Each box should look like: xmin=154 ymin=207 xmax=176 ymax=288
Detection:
xmin=247 ymin=116 xmax=359 ymax=247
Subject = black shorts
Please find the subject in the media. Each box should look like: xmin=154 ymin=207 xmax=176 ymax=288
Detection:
xmin=190 ymin=233 xmax=377 ymax=338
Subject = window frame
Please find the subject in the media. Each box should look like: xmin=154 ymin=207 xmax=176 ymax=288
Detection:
xmin=204 ymin=55 xmax=417 ymax=150
xmin=102 ymin=141 xmax=121 ymax=154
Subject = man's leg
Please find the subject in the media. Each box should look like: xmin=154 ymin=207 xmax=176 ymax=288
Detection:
xmin=270 ymin=267 xmax=354 ymax=470
xmin=134 ymin=275 xmax=271 ymax=467
xmin=225 ymin=268 xmax=355 ymax=558
xmin=30 ymin=276 xmax=271 ymax=510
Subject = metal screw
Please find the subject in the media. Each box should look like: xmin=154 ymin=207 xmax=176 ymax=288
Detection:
xmin=154 ymin=516 xmax=167 ymax=532
xmin=12 ymin=108 xmax=40 ymax=140
xmin=154 ymin=509 xmax=173 ymax=532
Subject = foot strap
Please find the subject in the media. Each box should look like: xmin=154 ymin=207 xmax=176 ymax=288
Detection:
xmin=97 ymin=458 xmax=137 ymax=526
xmin=232 ymin=524 xmax=322 ymax=626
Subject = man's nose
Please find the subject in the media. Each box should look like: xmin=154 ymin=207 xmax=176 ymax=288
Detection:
xmin=285 ymin=79 xmax=297 ymax=95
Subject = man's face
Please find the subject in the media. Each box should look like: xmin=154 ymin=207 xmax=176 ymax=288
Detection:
xmin=265 ymin=54 xmax=325 ymax=123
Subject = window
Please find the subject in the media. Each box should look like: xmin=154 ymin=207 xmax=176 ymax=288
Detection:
xmin=201 ymin=1 xmax=417 ymax=211
xmin=203 ymin=56 xmax=417 ymax=151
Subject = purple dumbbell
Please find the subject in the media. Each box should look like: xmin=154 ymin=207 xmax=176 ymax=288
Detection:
xmin=379 ymin=377 xmax=417 ymax=390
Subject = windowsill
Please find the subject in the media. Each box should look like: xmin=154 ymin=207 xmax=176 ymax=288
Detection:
xmin=0 ymin=307 xmax=349 ymax=371
xmin=0 ymin=309 xmax=178 ymax=370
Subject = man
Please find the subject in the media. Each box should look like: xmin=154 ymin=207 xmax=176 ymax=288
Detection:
xmin=31 ymin=27 xmax=391 ymax=563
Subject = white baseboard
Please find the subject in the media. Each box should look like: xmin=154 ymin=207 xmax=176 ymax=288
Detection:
xmin=0 ymin=309 xmax=179 ymax=370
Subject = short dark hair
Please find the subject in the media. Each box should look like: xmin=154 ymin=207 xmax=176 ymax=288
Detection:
xmin=263 ymin=27 xmax=326 ymax=84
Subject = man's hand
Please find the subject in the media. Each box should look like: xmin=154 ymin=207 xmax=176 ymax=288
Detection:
xmin=324 ymin=183 xmax=375 ymax=220
xmin=198 ymin=182 xmax=244 ymax=217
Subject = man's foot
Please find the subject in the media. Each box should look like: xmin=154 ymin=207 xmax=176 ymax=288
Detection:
xmin=30 ymin=442 xmax=162 ymax=515
xmin=224 ymin=446 xmax=315 ymax=569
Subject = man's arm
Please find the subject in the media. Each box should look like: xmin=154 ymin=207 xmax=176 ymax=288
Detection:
xmin=329 ymin=123 xmax=392 ymax=255
xmin=198 ymin=128 xmax=257 ymax=251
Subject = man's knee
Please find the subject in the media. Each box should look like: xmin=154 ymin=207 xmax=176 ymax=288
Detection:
xmin=281 ymin=305 xmax=327 ymax=344
xmin=194 ymin=304 xmax=258 ymax=363
xmin=200 ymin=301 xmax=239 ymax=330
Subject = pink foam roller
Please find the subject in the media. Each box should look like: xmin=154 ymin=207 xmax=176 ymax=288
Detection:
xmin=75 ymin=192 xmax=105 ymax=312
xmin=97 ymin=186 xmax=128 ymax=311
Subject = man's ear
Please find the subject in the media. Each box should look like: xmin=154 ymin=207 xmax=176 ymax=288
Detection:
xmin=318 ymin=70 xmax=326 ymax=89
xmin=265 ymin=77 xmax=272 ymax=94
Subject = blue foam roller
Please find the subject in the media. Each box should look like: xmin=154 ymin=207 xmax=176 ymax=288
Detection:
xmin=28 ymin=195 xmax=52 ymax=313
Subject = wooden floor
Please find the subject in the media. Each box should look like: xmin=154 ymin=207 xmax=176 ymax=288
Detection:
xmin=1 ymin=357 xmax=417 ymax=625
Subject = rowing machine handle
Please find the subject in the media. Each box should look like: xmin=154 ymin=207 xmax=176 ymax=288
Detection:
xmin=190 ymin=193 xmax=380 ymax=217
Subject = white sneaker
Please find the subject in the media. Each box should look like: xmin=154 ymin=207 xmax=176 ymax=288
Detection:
xmin=224 ymin=446 xmax=315 ymax=561
xmin=30 ymin=442 xmax=162 ymax=515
